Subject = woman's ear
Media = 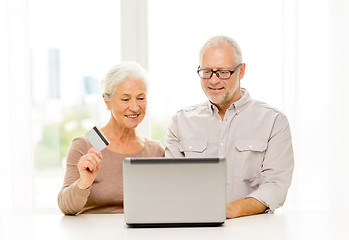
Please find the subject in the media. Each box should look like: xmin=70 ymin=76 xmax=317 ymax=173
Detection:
xmin=102 ymin=94 xmax=111 ymax=110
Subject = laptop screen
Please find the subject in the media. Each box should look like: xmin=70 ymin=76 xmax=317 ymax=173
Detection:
xmin=123 ymin=157 xmax=226 ymax=226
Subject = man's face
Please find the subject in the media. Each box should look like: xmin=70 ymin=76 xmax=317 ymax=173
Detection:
xmin=200 ymin=44 xmax=245 ymax=107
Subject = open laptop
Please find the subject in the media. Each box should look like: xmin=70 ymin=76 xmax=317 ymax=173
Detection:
xmin=123 ymin=157 xmax=226 ymax=227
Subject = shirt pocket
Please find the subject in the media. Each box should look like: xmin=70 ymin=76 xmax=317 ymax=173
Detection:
xmin=234 ymin=139 xmax=267 ymax=183
xmin=179 ymin=140 xmax=207 ymax=157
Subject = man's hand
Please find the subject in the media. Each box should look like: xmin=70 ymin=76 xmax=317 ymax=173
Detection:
xmin=226 ymin=197 xmax=268 ymax=219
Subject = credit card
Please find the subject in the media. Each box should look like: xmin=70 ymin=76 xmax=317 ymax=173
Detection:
xmin=85 ymin=126 xmax=110 ymax=151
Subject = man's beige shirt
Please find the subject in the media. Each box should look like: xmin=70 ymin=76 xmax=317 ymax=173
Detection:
xmin=165 ymin=89 xmax=294 ymax=211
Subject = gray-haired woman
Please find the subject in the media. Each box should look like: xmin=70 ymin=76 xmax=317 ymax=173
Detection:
xmin=58 ymin=62 xmax=164 ymax=215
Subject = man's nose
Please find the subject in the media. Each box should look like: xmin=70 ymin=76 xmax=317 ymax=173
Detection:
xmin=209 ymin=72 xmax=221 ymax=85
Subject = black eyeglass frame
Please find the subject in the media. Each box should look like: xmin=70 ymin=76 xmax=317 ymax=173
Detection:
xmin=197 ymin=63 xmax=243 ymax=80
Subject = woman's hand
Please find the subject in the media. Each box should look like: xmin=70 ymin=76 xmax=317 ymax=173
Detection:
xmin=76 ymin=148 xmax=102 ymax=189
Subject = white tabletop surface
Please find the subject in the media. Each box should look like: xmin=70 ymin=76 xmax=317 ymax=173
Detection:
xmin=1 ymin=210 xmax=348 ymax=240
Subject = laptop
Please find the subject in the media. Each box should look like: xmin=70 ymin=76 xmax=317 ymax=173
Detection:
xmin=123 ymin=157 xmax=226 ymax=227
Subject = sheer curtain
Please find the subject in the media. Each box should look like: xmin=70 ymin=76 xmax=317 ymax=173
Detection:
xmin=0 ymin=0 xmax=35 ymax=215
xmin=281 ymin=0 xmax=349 ymax=211
xmin=328 ymin=0 xmax=349 ymax=210
xmin=147 ymin=0 xmax=349 ymax=212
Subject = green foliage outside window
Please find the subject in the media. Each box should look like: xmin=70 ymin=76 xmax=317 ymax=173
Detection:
xmin=34 ymin=106 xmax=170 ymax=170
xmin=34 ymin=106 xmax=97 ymax=169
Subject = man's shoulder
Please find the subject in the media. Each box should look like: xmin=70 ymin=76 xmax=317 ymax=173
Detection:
xmin=169 ymin=102 xmax=210 ymax=133
xmin=176 ymin=102 xmax=209 ymax=116
xmin=250 ymin=99 xmax=286 ymax=118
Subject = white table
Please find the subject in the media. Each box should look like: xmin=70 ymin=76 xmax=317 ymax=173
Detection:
xmin=1 ymin=210 xmax=348 ymax=240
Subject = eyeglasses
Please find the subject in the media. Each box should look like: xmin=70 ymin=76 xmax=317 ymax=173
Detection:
xmin=197 ymin=63 xmax=242 ymax=80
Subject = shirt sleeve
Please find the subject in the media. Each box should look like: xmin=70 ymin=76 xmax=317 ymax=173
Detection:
xmin=165 ymin=114 xmax=185 ymax=158
xmin=57 ymin=137 xmax=91 ymax=215
xmin=246 ymin=115 xmax=295 ymax=211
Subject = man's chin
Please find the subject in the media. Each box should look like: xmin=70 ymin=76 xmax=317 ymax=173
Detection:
xmin=208 ymin=95 xmax=225 ymax=105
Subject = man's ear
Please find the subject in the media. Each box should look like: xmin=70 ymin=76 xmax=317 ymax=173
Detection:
xmin=239 ymin=63 xmax=246 ymax=80
xmin=102 ymin=94 xmax=111 ymax=110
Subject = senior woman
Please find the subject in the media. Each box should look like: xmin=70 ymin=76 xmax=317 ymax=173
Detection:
xmin=58 ymin=62 xmax=164 ymax=215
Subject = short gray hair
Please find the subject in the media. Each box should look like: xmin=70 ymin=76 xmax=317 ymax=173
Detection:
xmin=199 ymin=35 xmax=243 ymax=65
xmin=101 ymin=61 xmax=148 ymax=100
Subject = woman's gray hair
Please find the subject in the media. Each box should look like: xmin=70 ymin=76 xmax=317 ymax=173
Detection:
xmin=199 ymin=35 xmax=243 ymax=65
xmin=101 ymin=61 xmax=148 ymax=100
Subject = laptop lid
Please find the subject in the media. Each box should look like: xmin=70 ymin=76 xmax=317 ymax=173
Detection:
xmin=123 ymin=157 xmax=226 ymax=226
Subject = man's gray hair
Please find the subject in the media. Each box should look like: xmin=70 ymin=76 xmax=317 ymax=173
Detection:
xmin=199 ymin=35 xmax=243 ymax=65
xmin=101 ymin=61 xmax=148 ymax=100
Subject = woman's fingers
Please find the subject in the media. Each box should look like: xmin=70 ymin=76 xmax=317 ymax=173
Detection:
xmin=85 ymin=154 xmax=101 ymax=171
xmin=76 ymin=148 xmax=103 ymax=189
xmin=82 ymin=156 xmax=99 ymax=171
xmin=84 ymin=158 xmax=97 ymax=172
xmin=88 ymin=147 xmax=102 ymax=158
xmin=78 ymin=149 xmax=102 ymax=172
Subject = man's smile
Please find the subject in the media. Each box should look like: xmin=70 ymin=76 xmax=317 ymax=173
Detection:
xmin=208 ymin=86 xmax=224 ymax=92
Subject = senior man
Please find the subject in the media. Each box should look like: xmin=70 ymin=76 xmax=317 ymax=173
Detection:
xmin=165 ymin=35 xmax=294 ymax=218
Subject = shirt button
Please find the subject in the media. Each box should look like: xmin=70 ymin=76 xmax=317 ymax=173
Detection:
xmin=220 ymin=143 xmax=224 ymax=146
xmin=189 ymin=146 xmax=192 ymax=149
xmin=249 ymin=145 xmax=252 ymax=149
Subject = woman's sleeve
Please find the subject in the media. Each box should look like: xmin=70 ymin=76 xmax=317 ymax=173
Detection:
xmin=57 ymin=137 xmax=91 ymax=215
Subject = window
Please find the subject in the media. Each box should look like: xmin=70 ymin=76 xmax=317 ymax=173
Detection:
xmin=29 ymin=0 xmax=121 ymax=211
xmin=148 ymin=0 xmax=284 ymax=144
xmin=25 ymin=0 xmax=349 ymax=214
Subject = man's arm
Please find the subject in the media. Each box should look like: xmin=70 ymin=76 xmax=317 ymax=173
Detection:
xmin=226 ymin=198 xmax=267 ymax=219
xmin=244 ymin=115 xmax=294 ymax=212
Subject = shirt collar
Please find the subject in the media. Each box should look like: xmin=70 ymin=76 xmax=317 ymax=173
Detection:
xmin=208 ymin=88 xmax=251 ymax=115
xmin=230 ymin=88 xmax=251 ymax=112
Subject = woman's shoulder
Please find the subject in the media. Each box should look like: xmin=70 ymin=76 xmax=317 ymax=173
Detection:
xmin=64 ymin=135 xmax=91 ymax=164
xmin=71 ymin=135 xmax=90 ymax=146
xmin=68 ymin=135 xmax=91 ymax=154
xmin=142 ymin=138 xmax=165 ymax=157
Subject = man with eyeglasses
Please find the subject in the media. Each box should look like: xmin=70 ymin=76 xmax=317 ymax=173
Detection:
xmin=165 ymin=35 xmax=294 ymax=218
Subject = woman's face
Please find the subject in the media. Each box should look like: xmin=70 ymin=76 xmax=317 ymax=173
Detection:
xmin=106 ymin=77 xmax=147 ymax=129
